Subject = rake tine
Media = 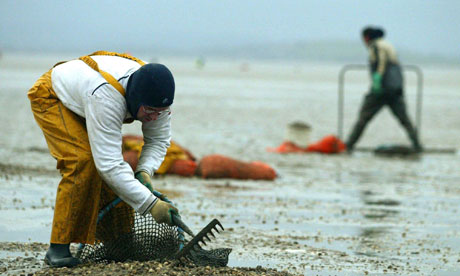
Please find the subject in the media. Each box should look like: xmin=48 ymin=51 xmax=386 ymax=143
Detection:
xmin=216 ymin=220 xmax=224 ymax=231
xmin=175 ymin=218 xmax=225 ymax=260
xmin=199 ymin=238 xmax=207 ymax=246
xmin=208 ymin=231 xmax=216 ymax=238
xmin=204 ymin=234 xmax=212 ymax=242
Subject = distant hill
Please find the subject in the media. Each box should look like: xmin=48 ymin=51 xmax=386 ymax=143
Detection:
xmin=3 ymin=39 xmax=457 ymax=66
xmin=193 ymin=40 xmax=459 ymax=66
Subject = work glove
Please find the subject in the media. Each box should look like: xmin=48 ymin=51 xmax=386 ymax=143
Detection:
xmin=150 ymin=200 xmax=179 ymax=226
xmin=152 ymin=190 xmax=173 ymax=204
xmin=371 ymin=72 xmax=382 ymax=94
xmin=135 ymin=171 xmax=154 ymax=192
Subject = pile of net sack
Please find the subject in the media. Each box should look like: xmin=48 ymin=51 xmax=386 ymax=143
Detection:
xmin=78 ymin=185 xmax=232 ymax=266
xmin=267 ymin=135 xmax=346 ymax=154
xmin=122 ymin=135 xmax=277 ymax=180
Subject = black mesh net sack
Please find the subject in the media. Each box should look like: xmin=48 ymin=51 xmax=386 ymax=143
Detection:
xmin=77 ymin=187 xmax=231 ymax=267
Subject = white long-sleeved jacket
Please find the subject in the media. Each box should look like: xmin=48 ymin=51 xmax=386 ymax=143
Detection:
xmin=51 ymin=55 xmax=171 ymax=216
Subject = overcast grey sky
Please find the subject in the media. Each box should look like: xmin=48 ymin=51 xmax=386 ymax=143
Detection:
xmin=1 ymin=0 xmax=459 ymax=58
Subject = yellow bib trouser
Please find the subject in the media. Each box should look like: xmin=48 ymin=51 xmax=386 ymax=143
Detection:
xmin=27 ymin=70 xmax=130 ymax=245
xmin=28 ymin=51 xmax=144 ymax=244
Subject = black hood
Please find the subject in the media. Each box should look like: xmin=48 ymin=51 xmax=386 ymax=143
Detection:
xmin=126 ymin=63 xmax=175 ymax=119
xmin=362 ymin=26 xmax=385 ymax=41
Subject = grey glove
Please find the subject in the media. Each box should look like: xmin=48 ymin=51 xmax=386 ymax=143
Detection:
xmin=135 ymin=171 xmax=154 ymax=192
xmin=150 ymin=200 xmax=179 ymax=226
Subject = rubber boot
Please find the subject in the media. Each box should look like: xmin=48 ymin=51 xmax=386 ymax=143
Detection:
xmin=345 ymin=142 xmax=354 ymax=154
xmin=406 ymin=127 xmax=423 ymax=153
xmin=346 ymin=119 xmax=368 ymax=154
xmin=44 ymin=243 xmax=81 ymax=268
xmin=413 ymin=142 xmax=423 ymax=153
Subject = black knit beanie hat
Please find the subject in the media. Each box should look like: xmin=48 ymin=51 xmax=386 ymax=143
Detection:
xmin=126 ymin=63 xmax=175 ymax=119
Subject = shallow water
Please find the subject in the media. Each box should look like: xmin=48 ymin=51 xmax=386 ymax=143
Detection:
xmin=0 ymin=53 xmax=459 ymax=275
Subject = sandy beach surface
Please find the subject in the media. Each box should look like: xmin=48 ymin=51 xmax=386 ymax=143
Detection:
xmin=1 ymin=52 xmax=459 ymax=275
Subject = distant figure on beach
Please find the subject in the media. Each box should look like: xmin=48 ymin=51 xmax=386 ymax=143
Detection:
xmin=345 ymin=26 xmax=422 ymax=153
xmin=27 ymin=51 xmax=179 ymax=267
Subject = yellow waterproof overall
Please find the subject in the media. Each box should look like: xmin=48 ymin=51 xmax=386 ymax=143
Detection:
xmin=27 ymin=51 xmax=145 ymax=244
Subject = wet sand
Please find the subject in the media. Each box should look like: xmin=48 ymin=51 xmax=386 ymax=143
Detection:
xmin=1 ymin=53 xmax=460 ymax=275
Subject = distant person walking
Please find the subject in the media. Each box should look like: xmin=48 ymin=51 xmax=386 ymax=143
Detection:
xmin=346 ymin=26 xmax=422 ymax=152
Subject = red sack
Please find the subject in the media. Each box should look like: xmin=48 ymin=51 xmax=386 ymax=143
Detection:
xmin=268 ymin=135 xmax=346 ymax=154
xmin=266 ymin=141 xmax=306 ymax=153
xmin=306 ymin=135 xmax=346 ymax=154
xmin=123 ymin=150 xmax=139 ymax=170
xmin=197 ymin=154 xmax=276 ymax=180
xmin=167 ymin=159 xmax=198 ymax=177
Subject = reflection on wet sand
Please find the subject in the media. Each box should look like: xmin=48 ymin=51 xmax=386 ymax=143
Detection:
xmin=356 ymin=189 xmax=401 ymax=258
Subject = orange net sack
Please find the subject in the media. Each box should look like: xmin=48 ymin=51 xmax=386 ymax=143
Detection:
xmin=122 ymin=135 xmax=197 ymax=176
xmin=266 ymin=141 xmax=306 ymax=154
xmin=306 ymin=135 xmax=346 ymax=154
xmin=196 ymin=154 xmax=276 ymax=180
xmin=167 ymin=159 xmax=198 ymax=177
xmin=123 ymin=150 xmax=140 ymax=171
xmin=267 ymin=135 xmax=346 ymax=154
